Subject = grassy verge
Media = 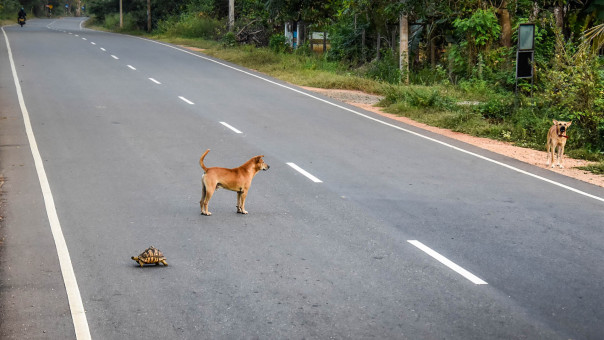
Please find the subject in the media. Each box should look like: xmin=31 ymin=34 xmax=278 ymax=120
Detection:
xmin=86 ymin=21 xmax=604 ymax=173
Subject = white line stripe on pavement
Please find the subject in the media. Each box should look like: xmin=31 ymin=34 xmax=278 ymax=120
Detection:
xmin=179 ymin=96 xmax=194 ymax=105
xmin=127 ymin=65 xmax=136 ymax=70
xmin=139 ymin=38 xmax=604 ymax=204
xmin=100 ymin=47 xmax=106 ymax=51
xmin=149 ymin=78 xmax=161 ymax=84
xmin=408 ymin=240 xmax=487 ymax=285
xmin=90 ymin=42 xmax=96 ymax=45
xmin=220 ymin=122 xmax=242 ymax=134
xmin=111 ymin=55 xmax=119 ymax=60
xmin=2 ymin=27 xmax=92 ymax=340
xmin=287 ymin=163 xmax=323 ymax=183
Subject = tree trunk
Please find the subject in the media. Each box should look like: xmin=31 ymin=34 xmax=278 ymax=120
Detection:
xmin=361 ymin=29 xmax=366 ymax=61
xmin=554 ymin=6 xmax=564 ymax=31
xmin=376 ymin=32 xmax=381 ymax=61
xmin=499 ymin=0 xmax=512 ymax=47
xmin=430 ymin=37 xmax=436 ymax=67
xmin=399 ymin=14 xmax=409 ymax=84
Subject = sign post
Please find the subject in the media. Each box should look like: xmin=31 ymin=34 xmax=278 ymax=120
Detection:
xmin=516 ymin=23 xmax=535 ymax=96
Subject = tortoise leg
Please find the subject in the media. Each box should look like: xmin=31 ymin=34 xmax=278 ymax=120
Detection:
xmin=161 ymin=260 xmax=168 ymax=266
xmin=138 ymin=260 xmax=144 ymax=267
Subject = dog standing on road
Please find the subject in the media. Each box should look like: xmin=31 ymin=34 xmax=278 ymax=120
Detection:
xmin=199 ymin=149 xmax=269 ymax=215
xmin=546 ymin=120 xmax=572 ymax=168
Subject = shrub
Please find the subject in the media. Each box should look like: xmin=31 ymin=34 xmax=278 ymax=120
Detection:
xmin=383 ymin=85 xmax=456 ymax=110
xmin=221 ymin=31 xmax=237 ymax=47
xmin=365 ymin=50 xmax=401 ymax=84
xmin=158 ymin=13 xmax=221 ymax=39
xmin=473 ymin=95 xmax=514 ymax=121
xmin=269 ymin=34 xmax=289 ymax=53
xmin=103 ymin=13 xmax=138 ymax=31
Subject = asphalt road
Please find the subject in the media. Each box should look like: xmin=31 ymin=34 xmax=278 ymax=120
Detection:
xmin=1 ymin=18 xmax=604 ymax=339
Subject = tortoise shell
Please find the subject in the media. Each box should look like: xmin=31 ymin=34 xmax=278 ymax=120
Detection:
xmin=131 ymin=246 xmax=168 ymax=267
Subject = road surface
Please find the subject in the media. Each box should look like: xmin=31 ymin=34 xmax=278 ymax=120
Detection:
xmin=1 ymin=18 xmax=604 ymax=339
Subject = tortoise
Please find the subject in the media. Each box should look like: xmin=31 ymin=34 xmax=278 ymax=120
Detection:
xmin=131 ymin=246 xmax=168 ymax=267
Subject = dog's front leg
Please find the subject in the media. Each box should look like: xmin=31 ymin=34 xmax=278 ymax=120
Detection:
xmin=546 ymin=142 xmax=552 ymax=167
xmin=558 ymin=144 xmax=565 ymax=168
xmin=237 ymin=191 xmax=248 ymax=214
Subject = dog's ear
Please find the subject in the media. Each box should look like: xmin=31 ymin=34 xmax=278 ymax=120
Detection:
xmin=567 ymin=121 xmax=572 ymax=126
xmin=553 ymin=119 xmax=558 ymax=125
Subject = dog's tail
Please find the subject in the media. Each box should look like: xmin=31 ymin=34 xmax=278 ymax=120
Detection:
xmin=200 ymin=149 xmax=210 ymax=172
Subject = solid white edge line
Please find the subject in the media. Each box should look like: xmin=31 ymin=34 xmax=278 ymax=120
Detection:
xmin=136 ymin=37 xmax=604 ymax=204
xmin=148 ymin=78 xmax=161 ymax=84
xmin=220 ymin=121 xmax=242 ymax=134
xmin=178 ymin=96 xmax=194 ymax=105
xmin=287 ymin=162 xmax=323 ymax=183
xmin=408 ymin=240 xmax=487 ymax=285
xmin=2 ymin=27 xmax=92 ymax=340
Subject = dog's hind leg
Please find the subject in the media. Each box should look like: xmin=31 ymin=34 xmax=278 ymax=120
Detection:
xmin=200 ymin=181 xmax=206 ymax=214
xmin=200 ymin=176 xmax=215 ymax=216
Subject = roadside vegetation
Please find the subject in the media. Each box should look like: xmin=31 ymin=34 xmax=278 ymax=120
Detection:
xmin=7 ymin=0 xmax=604 ymax=171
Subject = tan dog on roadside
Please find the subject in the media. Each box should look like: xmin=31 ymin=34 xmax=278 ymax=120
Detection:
xmin=546 ymin=120 xmax=572 ymax=168
xmin=199 ymin=149 xmax=269 ymax=215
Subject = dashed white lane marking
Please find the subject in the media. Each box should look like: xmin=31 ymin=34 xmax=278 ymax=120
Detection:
xmin=127 ymin=65 xmax=136 ymax=70
xmin=74 ymin=34 xmax=79 ymax=37
xmin=100 ymin=47 xmax=106 ymax=51
xmin=90 ymin=42 xmax=96 ymax=45
xmin=2 ymin=26 xmax=92 ymax=340
xmin=68 ymin=32 xmax=73 ymax=35
xmin=148 ymin=78 xmax=161 ymax=84
xmin=286 ymin=163 xmax=323 ymax=183
xmin=139 ymin=38 xmax=604 ymax=204
xmin=220 ymin=122 xmax=242 ymax=134
xmin=179 ymin=96 xmax=194 ymax=105
xmin=111 ymin=55 xmax=119 ymax=60
xmin=82 ymin=38 xmax=86 ymax=41
xmin=408 ymin=240 xmax=488 ymax=285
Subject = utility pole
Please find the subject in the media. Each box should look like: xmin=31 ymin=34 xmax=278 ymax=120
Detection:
xmin=399 ymin=13 xmax=409 ymax=84
xmin=147 ymin=0 xmax=151 ymax=32
xmin=228 ymin=0 xmax=234 ymax=31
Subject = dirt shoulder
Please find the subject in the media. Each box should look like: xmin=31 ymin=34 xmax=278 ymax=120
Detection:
xmin=302 ymin=86 xmax=604 ymax=188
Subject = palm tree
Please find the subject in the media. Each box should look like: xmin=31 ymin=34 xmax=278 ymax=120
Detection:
xmin=578 ymin=23 xmax=604 ymax=55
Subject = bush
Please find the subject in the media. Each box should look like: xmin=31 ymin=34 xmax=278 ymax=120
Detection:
xmin=103 ymin=13 xmax=138 ymax=31
xmin=0 ymin=0 xmax=21 ymax=20
xmin=383 ymin=85 xmax=456 ymax=110
xmin=473 ymin=95 xmax=514 ymax=121
xmin=365 ymin=50 xmax=401 ymax=84
xmin=157 ymin=13 xmax=221 ymax=39
xmin=327 ymin=15 xmax=368 ymax=63
xmin=221 ymin=31 xmax=237 ymax=47
xmin=269 ymin=34 xmax=289 ymax=53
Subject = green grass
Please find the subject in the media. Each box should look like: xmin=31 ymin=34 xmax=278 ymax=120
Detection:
xmin=577 ymin=162 xmax=604 ymax=175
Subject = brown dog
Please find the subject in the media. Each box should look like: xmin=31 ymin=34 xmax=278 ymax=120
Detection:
xmin=199 ymin=149 xmax=269 ymax=215
xmin=546 ymin=120 xmax=572 ymax=168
